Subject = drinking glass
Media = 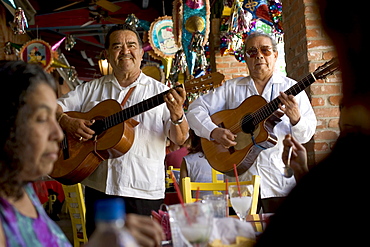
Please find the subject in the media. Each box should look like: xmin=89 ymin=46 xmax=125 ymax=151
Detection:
xmin=202 ymin=194 xmax=228 ymax=218
xmin=169 ymin=202 xmax=214 ymax=247
xmin=228 ymin=184 xmax=253 ymax=221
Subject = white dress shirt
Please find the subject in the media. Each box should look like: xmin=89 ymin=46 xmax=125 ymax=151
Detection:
xmin=57 ymin=73 xmax=173 ymax=199
xmin=186 ymin=74 xmax=317 ymax=198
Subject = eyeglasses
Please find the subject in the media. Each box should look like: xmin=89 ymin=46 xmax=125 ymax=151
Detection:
xmin=245 ymin=46 xmax=274 ymax=58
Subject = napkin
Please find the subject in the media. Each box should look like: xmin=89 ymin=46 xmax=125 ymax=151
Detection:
xmin=208 ymin=217 xmax=256 ymax=247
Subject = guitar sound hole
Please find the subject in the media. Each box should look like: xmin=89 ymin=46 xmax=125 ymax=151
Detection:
xmin=241 ymin=114 xmax=256 ymax=134
xmin=90 ymin=120 xmax=105 ymax=136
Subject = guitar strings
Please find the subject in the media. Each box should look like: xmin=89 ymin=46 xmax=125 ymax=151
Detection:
xmin=222 ymin=74 xmax=313 ymax=136
xmin=101 ymin=91 xmax=166 ymax=130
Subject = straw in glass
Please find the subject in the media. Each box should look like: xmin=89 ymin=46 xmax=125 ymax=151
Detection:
xmin=233 ymin=164 xmax=242 ymax=197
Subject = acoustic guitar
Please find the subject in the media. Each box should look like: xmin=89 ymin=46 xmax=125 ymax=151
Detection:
xmin=50 ymin=72 xmax=224 ymax=185
xmin=201 ymin=58 xmax=339 ymax=176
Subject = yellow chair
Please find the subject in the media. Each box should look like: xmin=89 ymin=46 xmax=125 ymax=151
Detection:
xmin=212 ymin=168 xmax=224 ymax=183
xmin=181 ymin=175 xmax=260 ymax=215
xmin=62 ymin=183 xmax=88 ymax=247
xmin=166 ymin=166 xmax=180 ymax=188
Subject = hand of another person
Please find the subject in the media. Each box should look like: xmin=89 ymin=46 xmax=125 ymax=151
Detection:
xmin=164 ymin=82 xmax=187 ymax=121
xmin=59 ymin=115 xmax=95 ymax=142
xmin=125 ymin=214 xmax=165 ymax=247
xmin=278 ymin=92 xmax=301 ymax=125
xmin=210 ymin=127 xmax=237 ymax=149
xmin=282 ymin=134 xmax=309 ymax=181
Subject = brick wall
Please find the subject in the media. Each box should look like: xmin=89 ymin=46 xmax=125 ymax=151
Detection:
xmin=214 ymin=0 xmax=342 ymax=166
xmin=215 ymin=52 xmax=248 ymax=80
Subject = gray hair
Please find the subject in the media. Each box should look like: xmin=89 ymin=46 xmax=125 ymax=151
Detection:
xmin=244 ymin=32 xmax=278 ymax=52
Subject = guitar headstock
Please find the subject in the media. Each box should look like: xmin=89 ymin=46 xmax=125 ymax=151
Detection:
xmin=184 ymin=72 xmax=225 ymax=94
xmin=313 ymin=57 xmax=340 ymax=80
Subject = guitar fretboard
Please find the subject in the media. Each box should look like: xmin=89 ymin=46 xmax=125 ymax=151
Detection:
xmin=101 ymin=89 xmax=171 ymax=131
xmin=243 ymin=73 xmax=316 ymax=126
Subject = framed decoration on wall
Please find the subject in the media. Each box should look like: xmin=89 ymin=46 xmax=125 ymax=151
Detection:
xmin=19 ymin=39 xmax=53 ymax=70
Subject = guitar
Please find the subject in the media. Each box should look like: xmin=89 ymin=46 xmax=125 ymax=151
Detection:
xmin=50 ymin=72 xmax=224 ymax=185
xmin=201 ymin=58 xmax=339 ymax=176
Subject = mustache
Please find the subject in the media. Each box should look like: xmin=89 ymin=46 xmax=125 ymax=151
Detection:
xmin=119 ymin=54 xmax=133 ymax=59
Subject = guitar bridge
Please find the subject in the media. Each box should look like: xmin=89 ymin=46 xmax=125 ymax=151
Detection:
xmin=61 ymin=134 xmax=69 ymax=160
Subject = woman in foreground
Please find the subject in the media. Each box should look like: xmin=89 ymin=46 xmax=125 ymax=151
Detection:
xmin=0 ymin=60 xmax=163 ymax=247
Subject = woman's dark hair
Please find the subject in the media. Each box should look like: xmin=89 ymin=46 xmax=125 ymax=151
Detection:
xmin=187 ymin=129 xmax=204 ymax=154
xmin=104 ymin=24 xmax=143 ymax=49
xmin=0 ymin=60 xmax=55 ymax=199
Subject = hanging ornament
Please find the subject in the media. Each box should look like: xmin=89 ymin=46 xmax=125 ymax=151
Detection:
xmin=65 ymin=35 xmax=76 ymax=51
xmin=148 ymin=16 xmax=179 ymax=59
xmin=172 ymin=0 xmax=183 ymax=47
xmin=190 ymin=31 xmax=208 ymax=77
xmin=68 ymin=66 xmax=78 ymax=82
xmin=268 ymin=0 xmax=283 ymax=34
xmin=19 ymin=39 xmax=72 ymax=73
xmin=13 ymin=7 xmax=28 ymax=35
xmin=3 ymin=41 xmax=22 ymax=55
xmin=51 ymin=58 xmax=71 ymax=69
xmin=52 ymin=37 xmax=66 ymax=51
xmin=161 ymin=57 xmax=173 ymax=81
xmin=19 ymin=39 xmax=53 ymax=70
xmin=242 ymin=0 xmax=273 ymax=26
xmin=229 ymin=1 xmax=253 ymax=34
xmin=175 ymin=0 xmax=210 ymax=76
xmin=168 ymin=49 xmax=187 ymax=84
xmin=125 ymin=14 xmax=139 ymax=30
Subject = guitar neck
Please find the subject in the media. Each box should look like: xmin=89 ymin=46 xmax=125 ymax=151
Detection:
xmin=101 ymin=88 xmax=172 ymax=131
xmin=251 ymin=73 xmax=316 ymax=125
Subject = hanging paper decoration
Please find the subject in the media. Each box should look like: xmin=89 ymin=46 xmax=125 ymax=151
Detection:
xmin=19 ymin=39 xmax=53 ymax=70
xmin=180 ymin=0 xmax=210 ymax=76
xmin=3 ymin=41 xmax=22 ymax=55
xmin=148 ymin=16 xmax=180 ymax=81
xmin=219 ymin=0 xmax=283 ymax=63
xmin=19 ymin=39 xmax=72 ymax=73
xmin=13 ymin=7 xmax=28 ymax=35
xmin=242 ymin=0 xmax=273 ymax=25
xmin=269 ymin=0 xmax=283 ymax=33
xmin=52 ymin=37 xmax=66 ymax=51
xmin=161 ymin=57 xmax=173 ymax=81
xmin=230 ymin=1 xmax=253 ymax=34
xmin=65 ymin=35 xmax=76 ymax=51
xmin=148 ymin=16 xmax=179 ymax=59
xmin=125 ymin=14 xmax=140 ymax=30
xmin=68 ymin=66 xmax=78 ymax=82
xmin=168 ymin=49 xmax=187 ymax=85
xmin=190 ymin=31 xmax=209 ymax=77
xmin=172 ymin=0 xmax=183 ymax=47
